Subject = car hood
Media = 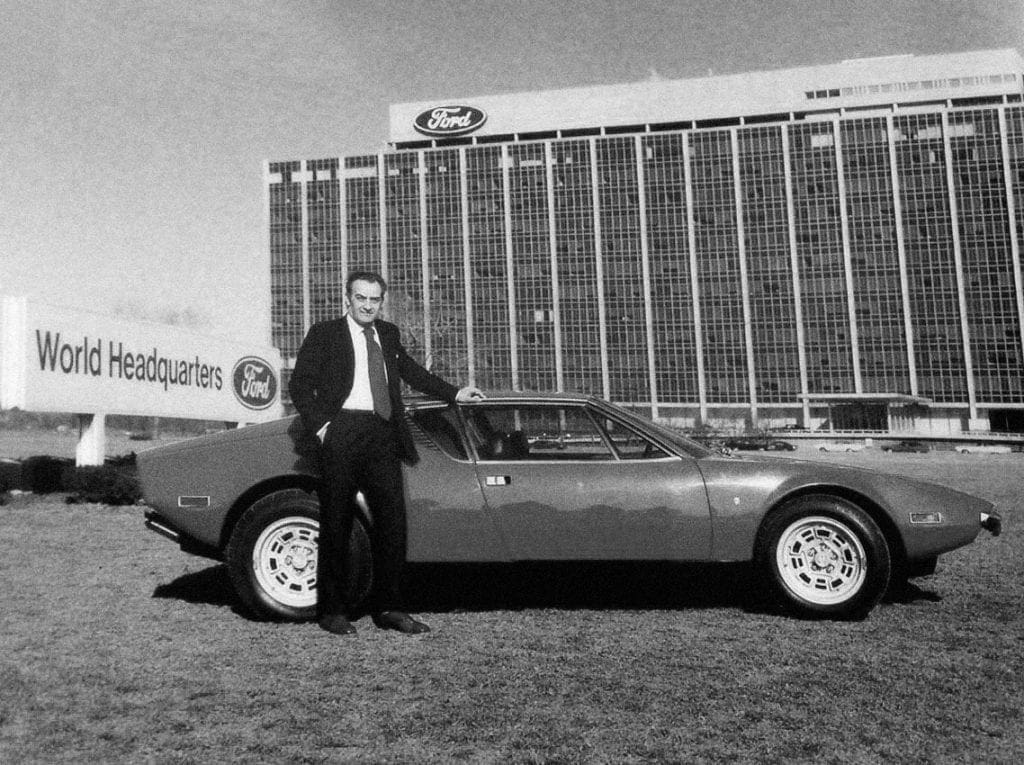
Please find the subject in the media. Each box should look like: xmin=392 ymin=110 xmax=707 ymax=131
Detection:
xmin=696 ymin=452 xmax=993 ymax=516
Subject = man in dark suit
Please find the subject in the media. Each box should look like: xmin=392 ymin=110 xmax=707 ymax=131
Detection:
xmin=289 ymin=271 xmax=485 ymax=636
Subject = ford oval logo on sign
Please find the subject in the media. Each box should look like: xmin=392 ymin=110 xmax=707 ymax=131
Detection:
xmin=413 ymin=105 xmax=487 ymax=137
xmin=231 ymin=356 xmax=278 ymax=410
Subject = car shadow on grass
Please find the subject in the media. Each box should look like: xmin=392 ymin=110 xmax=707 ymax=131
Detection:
xmin=401 ymin=561 xmax=764 ymax=614
xmin=401 ymin=562 xmax=936 ymax=614
xmin=882 ymin=579 xmax=943 ymax=605
xmin=151 ymin=564 xmax=248 ymax=615
xmin=402 ymin=563 xmax=947 ymax=619
xmin=150 ymin=561 xmax=943 ymax=620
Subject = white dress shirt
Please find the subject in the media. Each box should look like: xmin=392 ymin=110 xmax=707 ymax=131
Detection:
xmin=316 ymin=313 xmax=388 ymax=442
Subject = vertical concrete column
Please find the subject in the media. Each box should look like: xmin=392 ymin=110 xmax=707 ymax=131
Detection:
xmin=377 ymin=152 xmax=388 ymax=279
xmin=886 ymin=114 xmax=919 ymax=397
xmin=75 ymin=413 xmax=105 ymax=467
xmin=781 ymin=124 xmax=811 ymax=425
xmin=501 ymin=145 xmax=520 ymax=390
xmin=261 ymin=161 xmax=274 ymax=346
xmin=940 ymin=112 xmax=978 ymax=424
xmin=682 ymin=132 xmax=708 ymax=423
xmin=833 ymin=117 xmax=862 ymax=393
xmin=544 ymin=141 xmax=564 ymax=392
xmin=459 ymin=147 xmax=476 ymax=386
xmin=589 ymin=138 xmax=610 ymax=400
xmin=298 ymin=160 xmax=311 ymax=337
xmin=634 ymin=135 xmax=659 ymax=418
xmin=338 ymin=158 xmax=349 ymax=284
xmin=417 ymin=151 xmax=432 ymax=367
xmin=730 ymin=128 xmax=758 ymax=427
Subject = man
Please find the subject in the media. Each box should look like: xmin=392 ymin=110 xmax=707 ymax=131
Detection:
xmin=289 ymin=271 xmax=484 ymax=636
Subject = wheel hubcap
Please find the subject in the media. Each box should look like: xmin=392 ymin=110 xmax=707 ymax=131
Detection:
xmin=776 ymin=515 xmax=867 ymax=605
xmin=253 ymin=517 xmax=319 ymax=609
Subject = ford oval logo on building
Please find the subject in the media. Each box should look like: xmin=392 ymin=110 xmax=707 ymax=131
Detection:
xmin=413 ymin=105 xmax=487 ymax=137
xmin=231 ymin=356 xmax=278 ymax=410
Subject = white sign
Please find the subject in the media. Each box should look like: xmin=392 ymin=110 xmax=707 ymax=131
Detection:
xmin=1 ymin=296 xmax=282 ymax=422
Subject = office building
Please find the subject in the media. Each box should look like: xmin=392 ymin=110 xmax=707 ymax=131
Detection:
xmin=267 ymin=48 xmax=1024 ymax=433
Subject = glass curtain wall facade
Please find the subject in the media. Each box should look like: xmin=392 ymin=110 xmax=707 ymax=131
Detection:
xmin=269 ymin=103 xmax=1024 ymax=428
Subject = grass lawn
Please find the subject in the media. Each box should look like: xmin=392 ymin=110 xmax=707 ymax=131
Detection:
xmin=0 ymin=449 xmax=1021 ymax=762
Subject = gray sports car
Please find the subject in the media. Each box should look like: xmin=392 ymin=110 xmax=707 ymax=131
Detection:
xmin=137 ymin=392 xmax=1001 ymax=621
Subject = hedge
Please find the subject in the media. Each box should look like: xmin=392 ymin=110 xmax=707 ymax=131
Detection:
xmin=63 ymin=465 xmax=141 ymax=506
xmin=3 ymin=454 xmax=141 ymax=506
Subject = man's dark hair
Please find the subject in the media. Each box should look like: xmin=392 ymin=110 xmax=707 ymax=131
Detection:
xmin=346 ymin=271 xmax=388 ymax=297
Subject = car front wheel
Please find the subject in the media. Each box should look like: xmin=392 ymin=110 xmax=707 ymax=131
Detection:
xmin=755 ymin=494 xmax=891 ymax=620
xmin=225 ymin=488 xmax=372 ymax=621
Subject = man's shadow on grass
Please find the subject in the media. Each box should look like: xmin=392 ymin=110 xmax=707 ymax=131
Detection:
xmin=152 ymin=561 xmax=942 ymax=618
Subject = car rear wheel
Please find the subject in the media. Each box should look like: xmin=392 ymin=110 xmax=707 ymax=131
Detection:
xmin=225 ymin=488 xmax=372 ymax=621
xmin=756 ymin=494 xmax=891 ymax=620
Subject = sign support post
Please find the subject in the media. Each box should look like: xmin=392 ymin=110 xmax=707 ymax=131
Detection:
xmin=75 ymin=413 xmax=106 ymax=466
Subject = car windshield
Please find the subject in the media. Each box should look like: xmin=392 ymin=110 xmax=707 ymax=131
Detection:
xmin=593 ymin=402 xmax=712 ymax=458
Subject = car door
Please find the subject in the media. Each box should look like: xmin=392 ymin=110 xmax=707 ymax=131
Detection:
xmin=463 ymin=401 xmax=712 ymax=561
xmin=403 ymin=405 xmax=508 ymax=562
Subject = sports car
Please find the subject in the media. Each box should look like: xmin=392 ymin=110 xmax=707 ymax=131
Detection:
xmin=725 ymin=437 xmax=797 ymax=452
xmin=954 ymin=443 xmax=1013 ymax=454
xmin=817 ymin=441 xmax=866 ymax=452
xmin=137 ymin=392 xmax=1001 ymax=621
xmin=882 ymin=440 xmax=931 ymax=454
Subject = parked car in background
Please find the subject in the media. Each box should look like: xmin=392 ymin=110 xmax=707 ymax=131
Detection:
xmin=725 ymin=437 xmax=796 ymax=452
xmin=955 ymin=443 xmax=1013 ymax=454
xmin=137 ymin=392 xmax=1001 ymax=622
xmin=817 ymin=441 xmax=866 ymax=452
xmin=724 ymin=437 xmax=764 ymax=451
xmin=882 ymin=440 xmax=930 ymax=453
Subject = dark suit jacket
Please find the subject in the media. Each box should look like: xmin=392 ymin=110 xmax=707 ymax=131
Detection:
xmin=288 ymin=316 xmax=459 ymax=464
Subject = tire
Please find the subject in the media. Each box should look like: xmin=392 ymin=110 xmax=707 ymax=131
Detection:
xmin=755 ymin=494 xmax=891 ymax=620
xmin=225 ymin=488 xmax=373 ymax=621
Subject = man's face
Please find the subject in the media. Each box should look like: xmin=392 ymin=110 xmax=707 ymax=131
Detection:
xmin=347 ymin=279 xmax=384 ymax=326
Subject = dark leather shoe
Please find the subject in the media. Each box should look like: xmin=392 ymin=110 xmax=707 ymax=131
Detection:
xmin=318 ymin=614 xmax=357 ymax=635
xmin=372 ymin=610 xmax=430 ymax=634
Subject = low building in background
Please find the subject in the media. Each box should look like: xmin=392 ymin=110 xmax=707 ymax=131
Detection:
xmin=267 ymin=48 xmax=1024 ymax=435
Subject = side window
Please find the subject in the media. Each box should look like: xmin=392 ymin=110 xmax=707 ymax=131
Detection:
xmin=407 ymin=407 xmax=467 ymax=459
xmin=597 ymin=416 xmax=669 ymax=460
xmin=466 ymin=405 xmax=615 ymax=461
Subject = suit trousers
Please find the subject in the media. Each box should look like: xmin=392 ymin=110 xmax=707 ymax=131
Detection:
xmin=317 ymin=411 xmax=406 ymax=617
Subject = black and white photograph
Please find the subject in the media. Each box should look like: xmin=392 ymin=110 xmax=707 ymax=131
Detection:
xmin=1 ymin=1 xmax=1022 ymax=761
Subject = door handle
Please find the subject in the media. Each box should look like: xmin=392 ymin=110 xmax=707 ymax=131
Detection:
xmin=486 ymin=475 xmax=511 ymax=486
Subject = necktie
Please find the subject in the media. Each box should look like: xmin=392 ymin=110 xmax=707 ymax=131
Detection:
xmin=363 ymin=326 xmax=392 ymax=420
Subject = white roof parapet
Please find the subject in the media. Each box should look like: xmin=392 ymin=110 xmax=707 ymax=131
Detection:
xmin=389 ymin=48 xmax=1023 ymax=143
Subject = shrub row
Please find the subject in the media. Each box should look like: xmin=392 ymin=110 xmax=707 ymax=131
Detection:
xmin=1 ymin=454 xmax=141 ymax=506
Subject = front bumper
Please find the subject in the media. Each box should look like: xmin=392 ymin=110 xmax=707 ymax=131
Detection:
xmin=981 ymin=511 xmax=1002 ymax=537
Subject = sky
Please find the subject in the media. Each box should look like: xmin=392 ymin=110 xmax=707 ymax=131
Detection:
xmin=1 ymin=0 xmax=1021 ymax=345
